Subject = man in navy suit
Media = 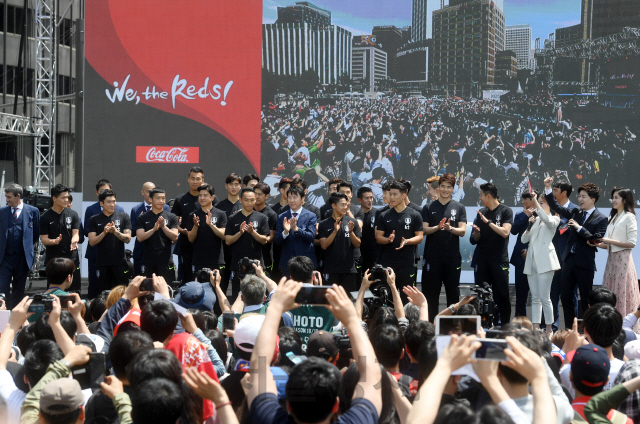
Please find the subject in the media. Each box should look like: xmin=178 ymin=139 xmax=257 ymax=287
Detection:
xmin=130 ymin=182 xmax=170 ymax=277
xmin=0 ymin=184 xmax=40 ymax=307
xmin=543 ymin=179 xmax=578 ymax=331
xmin=84 ymin=179 xmax=124 ymax=299
xmin=275 ymin=185 xmax=317 ymax=278
xmin=544 ymin=177 xmax=608 ymax=327
xmin=510 ymin=190 xmax=536 ymax=318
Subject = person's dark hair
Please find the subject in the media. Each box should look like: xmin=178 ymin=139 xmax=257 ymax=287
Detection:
xmin=293 ymin=178 xmax=308 ymax=190
xmin=553 ymin=180 xmax=573 ymax=198
xmin=95 ymin=179 xmax=112 ymax=192
xmin=254 ymin=182 xmax=271 ymax=196
xmin=205 ymin=330 xmax=227 ymax=365
xmin=130 ymin=378 xmax=183 ymax=424
xmin=388 ymin=181 xmax=408 ymax=194
xmin=67 ymin=194 xmax=73 ymax=203
xmin=328 ymin=192 xmax=348 ymax=206
xmin=288 ymin=256 xmax=314 ymax=284
xmin=278 ymin=177 xmax=293 ymax=190
xmin=382 ymin=181 xmax=392 ymax=192
xmin=186 ymin=309 xmax=206 ymax=332
xmin=455 ymin=304 xmax=477 ymax=316
xmin=109 ymin=331 xmax=154 ymax=379
xmin=370 ymin=307 xmax=399 ymax=330
xmin=50 ymin=183 xmax=70 ymax=199
xmin=497 ymin=327 xmax=543 ymax=384
xmin=243 ymin=173 xmax=260 ymax=186
xmin=340 ymin=363 xmax=397 ymax=424
xmin=438 ymin=174 xmax=456 ymax=187
xmin=612 ymin=331 xmax=626 ymax=361
xmin=610 ymin=187 xmax=636 ymax=222
xmin=189 ymin=166 xmax=204 ymax=177
xmin=240 ymin=187 xmax=255 ymax=199
xmin=404 ymin=320 xmax=435 ymax=358
xmin=480 ymin=182 xmax=498 ymax=199
xmin=46 ymin=257 xmax=75 ymax=287
xmin=588 ymin=287 xmax=617 ymax=308
xmin=88 ymin=291 xmax=109 ymax=322
xmin=434 ymin=402 xmax=474 ymax=424
xmin=337 ymin=181 xmax=354 ymax=194
xmin=225 ymin=173 xmax=242 ymax=185
xmin=372 ymin=167 xmax=387 ymax=181
xmin=357 ymin=186 xmax=373 ymax=199
xmin=23 ymin=340 xmax=64 ymax=386
xmin=196 ymin=184 xmax=214 ymax=197
xmin=370 ymin=324 xmax=404 ymax=368
xmin=17 ymin=324 xmax=36 ymax=355
xmin=4 ymin=183 xmax=23 ymax=198
xmin=148 ymin=188 xmax=165 ymax=200
xmin=418 ymin=339 xmax=438 ymax=388
xmin=201 ymin=311 xmax=218 ymax=332
xmin=583 ymin=303 xmax=622 ymax=348
xmin=328 ymin=177 xmax=343 ymax=190
xmin=396 ymin=178 xmax=412 ymax=193
xmin=278 ymin=326 xmax=303 ymax=346
xmin=286 ymin=184 xmax=306 ymax=199
xmin=463 ymin=405 xmax=517 ymax=424
xmin=578 ymin=182 xmax=601 ymax=202
xmin=34 ymin=312 xmax=77 ymax=342
xmin=286 ymin=357 xmax=342 ymax=423
xmin=140 ymin=300 xmax=179 ymax=343
xmin=98 ymin=189 xmax=116 ymax=203
xmin=521 ymin=189 xmax=540 ymax=200
xmin=277 ymin=334 xmax=303 ymax=368
xmin=40 ymin=405 xmax=81 ymax=424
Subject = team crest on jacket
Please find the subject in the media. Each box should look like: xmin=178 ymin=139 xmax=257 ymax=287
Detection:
xmin=211 ymin=216 xmax=217 ymax=224
xmin=252 ymin=221 xmax=258 ymax=229
xmin=114 ymin=220 xmax=121 ymax=230
xmin=404 ymin=217 xmax=411 ymax=229
xmin=450 ymin=209 xmax=457 ymax=221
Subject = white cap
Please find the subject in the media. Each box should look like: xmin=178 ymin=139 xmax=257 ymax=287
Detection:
xmin=234 ymin=314 xmax=266 ymax=352
xmin=625 ymin=340 xmax=640 ymax=360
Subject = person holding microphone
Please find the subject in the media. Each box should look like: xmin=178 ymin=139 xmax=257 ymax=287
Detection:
xmin=521 ymin=191 xmax=560 ymax=337
xmin=595 ymin=188 xmax=638 ymax=318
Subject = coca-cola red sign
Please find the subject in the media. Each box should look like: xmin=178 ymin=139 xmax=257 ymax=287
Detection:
xmin=136 ymin=146 xmax=199 ymax=163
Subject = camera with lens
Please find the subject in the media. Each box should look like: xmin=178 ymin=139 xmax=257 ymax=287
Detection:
xmin=28 ymin=293 xmax=54 ymax=313
xmin=369 ymin=264 xmax=391 ymax=283
xmin=334 ymin=328 xmax=353 ymax=370
xmin=471 ymin=283 xmax=495 ymax=328
xmin=238 ymin=257 xmax=259 ymax=275
xmin=195 ymin=268 xmax=213 ymax=284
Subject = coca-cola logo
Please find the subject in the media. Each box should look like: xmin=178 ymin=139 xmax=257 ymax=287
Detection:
xmin=136 ymin=146 xmax=199 ymax=163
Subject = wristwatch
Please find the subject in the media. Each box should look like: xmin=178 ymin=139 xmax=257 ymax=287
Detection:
xmin=448 ymin=304 xmax=456 ymax=313
xmin=448 ymin=227 xmax=453 ymax=233
xmin=60 ymin=359 xmax=72 ymax=369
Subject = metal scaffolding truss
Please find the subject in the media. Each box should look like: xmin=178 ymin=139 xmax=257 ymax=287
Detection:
xmin=0 ymin=112 xmax=42 ymax=137
xmin=34 ymin=0 xmax=57 ymax=191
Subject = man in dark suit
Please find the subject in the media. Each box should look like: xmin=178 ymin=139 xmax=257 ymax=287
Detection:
xmin=130 ymin=182 xmax=170 ymax=277
xmin=275 ymin=185 xmax=317 ymax=277
xmin=0 ymin=184 xmax=40 ymax=307
xmin=510 ymin=190 xmax=536 ymax=318
xmin=543 ymin=179 xmax=578 ymax=331
xmin=83 ymin=179 xmax=124 ymax=299
xmin=544 ymin=177 xmax=608 ymax=327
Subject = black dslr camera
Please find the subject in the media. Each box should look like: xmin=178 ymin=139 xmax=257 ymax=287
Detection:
xmin=195 ymin=268 xmax=213 ymax=284
xmin=334 ymin=328 xmax=353 ymax=370
xmin=471 ymin=283 xmax=495 ymax=328
xmin=369 ymin=264 xmax=391 ymax=283
xmin=238 ymin=257 xmax=259 ymax=275
xmin=28 ymin=293 xmax=54 ymax=314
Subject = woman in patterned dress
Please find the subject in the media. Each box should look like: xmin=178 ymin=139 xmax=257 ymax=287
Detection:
xmin=598 ymin=188 xmax=638 ymax=319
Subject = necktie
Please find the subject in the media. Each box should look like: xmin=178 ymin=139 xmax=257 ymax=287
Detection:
xmin=145 ymin=205 xmax=151 ymax=213
xmin=292 ymin=212 xmax=298 ymax=218
xmin=581 ymin=212 xmax=588 ymax=225
xmin=11 ymin=208 xmax=18 ymax=222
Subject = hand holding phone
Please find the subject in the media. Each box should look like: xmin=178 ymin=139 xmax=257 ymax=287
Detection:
xmin=294 ymin=286 xmax=330 ymax=305
xmin=473 ymin=339 xmax=508 ymax=361
xmin=222 ymin=311 xmax=236 ymax=333
xmin=72 ymin=352 xmax=106 ymax=391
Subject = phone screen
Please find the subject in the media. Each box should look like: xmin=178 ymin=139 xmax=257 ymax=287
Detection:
xmin=294 ymin=286 xmax=330 ymax=305
xmin=72 ymin=352 xmax=106 ymax=390
xmin=576 ymin=319 xmax=584 ymax=334
xmin=57 ymin=295 xmax=75 ymax=309
xmin=436 ymin=316 xmax=480 ymax=335
xmin=474 ymin=339 xmax=508 ymax=361
xmin=222 ymin=312 xmax=236 ymax=332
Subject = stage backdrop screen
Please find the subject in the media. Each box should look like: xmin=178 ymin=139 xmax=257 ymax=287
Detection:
xmin=84 ymin=0 xmax=262 ymax=201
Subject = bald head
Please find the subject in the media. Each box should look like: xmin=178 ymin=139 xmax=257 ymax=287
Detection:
xmin=142 ymin=182 xmax=156 ymax=203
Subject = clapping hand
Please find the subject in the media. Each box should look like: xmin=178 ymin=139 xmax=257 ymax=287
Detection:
xmin=53 ymin=234 xmax=62 ymax=245
xmin=442 ymin=218 xmax=452 ymax=232
xmin=396 ymin=237 xmax=408 ymax=250
xmin=476 ymin=211 xmax=489 ymax=224
xmin=193 ymin=215 xmax=200 ymax=228
xmin=388 ymin=230 xmax=396 ymax=243
xmin=438 ymin=217 xmax=447 ymax=230
xmin=283 ymin=217 xmax=291 ymax=233
xmin=334 ymin=219 xmax=342 ymax=233
xmin=348 ymin=220 xmax=355 ymax=232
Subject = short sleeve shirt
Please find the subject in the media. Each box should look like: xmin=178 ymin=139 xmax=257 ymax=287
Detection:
xmin=474 ymin=203 xmax=514 ymax=263
xmin=171 ymin=192 xmax=200 ymax=249
xmin=424 ymin=200 xmax=467 ymax=258
xmin=376 ymin=207 xmax=423 ymax=267
xmin=88 ymin=211 xmax=132 ymax=266
xmin=250 ymin=393 xmax=378 ymax=424
xmin=215 ymin=199 xmax=242 ymax=218
xmin=318 ymin=216 xmax=361 ymax=273
xmin=190 ymin=208 xmax=227 ymax=266
xmin=226 ymin=211 xmax=270 ymax=271
xmin=256 ymin=205 xmax=278 ymax=264
xmin=138 ymin=210 xmax=179 ymax=265
xmin=360 ymin=208 xmax=380 ymax=260
xmin=40 ymin=208 xmax=80 ymax=258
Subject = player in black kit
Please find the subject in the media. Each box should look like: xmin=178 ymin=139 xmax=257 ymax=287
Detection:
xmin=188 ymin=184 xmax=227 ymax=274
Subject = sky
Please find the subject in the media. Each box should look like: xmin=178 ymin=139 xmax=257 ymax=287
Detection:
xmin=263 ymin=0 xmax=583 ymax=45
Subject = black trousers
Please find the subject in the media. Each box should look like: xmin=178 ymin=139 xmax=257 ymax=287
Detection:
xmin=560 ymin=254 xmax=595 ymax=329
xmin=178 ymin=249 xmax=194 ymax=284
xmin=475 ymin=261 xmax=510 ymax=327
xmin=220 ymin=247 xmax=232 ymax=297
xmin=422 ymin=256 xmax=462 ymax=323
xmin=88 ymin=259 xmax=98 ymax=299
xmin=142 ymin=263 xmax=176 ymax=285
xmin=96 ymin=262 xmax=129 ymax=293
xmin=391 ymin=265 xmax=417 ymax=304
xmin=513 ymin=264 xmax=529 ymax=318
xmin=325 ymin=273 xmax=358 ymax=297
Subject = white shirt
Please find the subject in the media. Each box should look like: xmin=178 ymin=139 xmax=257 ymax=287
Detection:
xmin=10 ymin=202 xmax=23 ymax=219
xmin=0 ymin=369 xmax=25 ymax=424
xmin=560 ymin=358 xmax=624 ymax=398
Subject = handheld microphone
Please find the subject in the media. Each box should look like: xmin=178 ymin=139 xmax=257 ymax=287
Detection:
xmin=526 ymin=211 xmax=538 ymax=232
